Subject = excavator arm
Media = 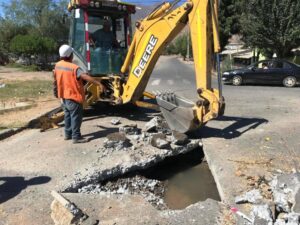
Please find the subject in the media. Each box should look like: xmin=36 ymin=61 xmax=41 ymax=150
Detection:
xmin=121 ymin=0 xmax=225 ymax=133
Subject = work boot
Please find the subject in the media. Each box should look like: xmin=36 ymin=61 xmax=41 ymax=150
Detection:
xmin=64 ymin=136 xmax=71 ymax=141
xmin=72 ymin=138 xmax=89 ymax=144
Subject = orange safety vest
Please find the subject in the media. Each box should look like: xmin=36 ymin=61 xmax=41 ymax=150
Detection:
xmin=54 ymin=60 xmax=85 ymax=104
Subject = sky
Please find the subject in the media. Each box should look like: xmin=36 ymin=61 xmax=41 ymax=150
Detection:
xmin=0 ymin=0 xmax=185 ymax=17
xmin=0 ymin=0 xmax=4 ymax=16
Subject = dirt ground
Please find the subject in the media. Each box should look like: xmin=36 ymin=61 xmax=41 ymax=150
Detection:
xmin=0 ymin=67 xmax=53 ymax=81
xmin=0 ymin=66 xmax=60 ymax=128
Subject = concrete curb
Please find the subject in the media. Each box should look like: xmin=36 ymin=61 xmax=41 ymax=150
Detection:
xmin=0 ymin=127 xmax=25 ymax=141
xmin=0 ymin=103 xmax=36 ymax=115
xmin=0 ymin=106 xmax=62 ymax=141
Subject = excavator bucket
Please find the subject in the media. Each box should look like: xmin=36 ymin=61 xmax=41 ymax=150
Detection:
xmin=156 ymin=93 xmax=198 ymax=133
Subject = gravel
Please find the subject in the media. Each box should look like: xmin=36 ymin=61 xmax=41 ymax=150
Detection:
xmin=78 ymin=175 xmax=166 ymax=209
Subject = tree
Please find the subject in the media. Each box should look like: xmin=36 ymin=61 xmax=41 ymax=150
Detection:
xmin=219 ymin=0 xmax=242 ymax=50
xmin=1 ymin=0 xmax=69 ymax=48
xmin=165 ymin=33 xmax=192 ymax=59
xmin=0 ymin=18 xmax=30 ymax=52
xmin=241 ymin=0 xmax=300 ymax=58
xmin=10 ymin=34 xmax=57 ymax=65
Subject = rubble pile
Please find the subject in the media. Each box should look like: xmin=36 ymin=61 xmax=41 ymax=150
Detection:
xmin=64 ymin=116 xmax=202 ymax=210
xmin=78 ymin=175 xmax=166 ymax=209
xmin=98 ymin=116 xmax=201 ymax=158
xmin=234 ymin=173 xmax=300 ymax=225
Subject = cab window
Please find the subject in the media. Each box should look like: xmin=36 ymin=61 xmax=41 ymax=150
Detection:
xmin=70 ymin=9 xmax=86 ymax=58
xmin=269 ymin=61 xmax=283 ymax=69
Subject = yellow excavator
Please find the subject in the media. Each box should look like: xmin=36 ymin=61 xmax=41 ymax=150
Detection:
xmin=43 ymin=0 xmax=224 ymax=133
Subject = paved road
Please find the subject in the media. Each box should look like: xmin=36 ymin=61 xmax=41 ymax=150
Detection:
xmin=148 ymin=56 xmax=300 ymax=202
xmin=0 ymin=55 xmax=299 ymax=224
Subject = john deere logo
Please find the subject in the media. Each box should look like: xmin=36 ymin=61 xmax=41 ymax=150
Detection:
xmin=133 ymin=35 xmax=158 ymax=78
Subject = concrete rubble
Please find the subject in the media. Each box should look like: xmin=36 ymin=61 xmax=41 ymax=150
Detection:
xmin=235 ymin=173 xmax=300 ymax=225
xmin=103 ymin=132 xmax=131 ymax=150
xmin=235 ymin=189 xmax=263 ymax=204
xmin=119 ymin=124 xmax=140 ymax=135
xmin=51 ymin=194 xmax=222 ymax=225
xmin=49 ymin=117 xmax=216 ymax=225
xmin=250 ymin=204 xmax=273 ymax=225
xmin=150 ymin=133 xmax=170 ymax=149
xmin=50 ymin=116 xmax=222 ymax=225
xmin=271 ymin=173 xmax=300 ymax=213
xmin=110 ymin=118 xmax=121 ymax=125
xmin=78 ymin=175 xmax=166 ymax=209
xmin=145 ymin=116 xmax=161 ymax=132
xmin=172 ymin=131 xmax=189 ymax=145
xmin=61 ymin=117 xmax=202 ymax=197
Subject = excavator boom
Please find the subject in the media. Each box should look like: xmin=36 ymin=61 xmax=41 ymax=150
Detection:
xmin=121 ymin=0 xmax=224 ymax=133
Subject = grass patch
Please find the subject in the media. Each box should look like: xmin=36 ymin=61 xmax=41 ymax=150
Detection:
xmin=0 ymin=80 xmax=53 ymax=102
xmin=5 ymin=63 xmax=40 ymax=72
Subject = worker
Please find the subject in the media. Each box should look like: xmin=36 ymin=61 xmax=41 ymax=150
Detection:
xmin=54 ymin=45 xmax=106 ymax=144
xmin=89 ymin=19 xmax=119 ymax=49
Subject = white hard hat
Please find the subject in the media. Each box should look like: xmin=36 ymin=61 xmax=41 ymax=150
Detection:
xmin=59 ymin=44 xmax=73 ymax=57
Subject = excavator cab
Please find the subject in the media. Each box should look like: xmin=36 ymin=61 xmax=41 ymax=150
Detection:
xmin=68 ymin=0 xmax=136 ymax=76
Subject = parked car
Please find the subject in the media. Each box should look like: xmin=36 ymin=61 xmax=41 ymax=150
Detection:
xmin=222 ymin=59 xmax=300 ymax=87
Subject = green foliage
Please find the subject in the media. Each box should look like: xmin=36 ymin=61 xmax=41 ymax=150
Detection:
xmin=219 ymin=0 xmax=243 ymax=50
xmin=241 ymin=0 xmax=300 ymax=58
xmin=10 ymin=34 xmax=57 ymax=59
xmin=2 ymin=0 xmax=70 ymax=42
xmin=0 ymin=0 xmax=69 ymax=60
xmin=0 ymin=18 xmax=30 ymax=51
xmin=165 ymin=33 xmax=192 ymax=59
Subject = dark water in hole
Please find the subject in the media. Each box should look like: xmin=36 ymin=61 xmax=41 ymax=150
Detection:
xmin=142 ymin=148 xmax=221 ymax=210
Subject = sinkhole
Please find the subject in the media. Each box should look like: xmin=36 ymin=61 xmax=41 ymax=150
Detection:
xmin=141 ymin=147 xmax=221 ymax=209
xmin=73 ymin=147 xmax=220 ymax=210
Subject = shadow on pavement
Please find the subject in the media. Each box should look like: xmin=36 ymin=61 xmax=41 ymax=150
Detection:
xmin=82 ymin=125 xmax=119 ymax=141
xmin=82 ymin=103 xmax=156 ymax=123
xmin=0 ymin=176 xmax=51 ymax=204
xmin=190 ymin=116 xmax=268 ymax=139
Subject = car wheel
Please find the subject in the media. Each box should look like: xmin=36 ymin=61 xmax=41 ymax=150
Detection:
xmin=232 ymin=76 xmax=242 ymax=86
xmin=283 ymin=76 xmax=296 ymax=87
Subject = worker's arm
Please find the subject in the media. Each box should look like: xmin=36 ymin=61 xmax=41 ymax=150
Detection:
xmin=81 ymin=73 xmax=106 ymax=92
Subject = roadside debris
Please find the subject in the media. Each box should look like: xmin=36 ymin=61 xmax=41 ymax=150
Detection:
xmin=145 ymin=116 xmax=161 ymax=132
xmin=51 ymin=191 xmax=87 ymax=225
xmin=103 ymin=132 xmax=131 ymax=150
xmin=271 ymin=173 xmax=300 ymax=213
xmin=63 ymin=116 xmax=203 ymax=212
xmin=78 ymin=175 xmax=166 ymax=209
xmin=111 ymin=118 xmax=121 ymax=125
xmin=0 ymin=83 xmax=5 ymax=88
xmin=234 ymin=172 xmax=300 ymax=225
xmin=119 ymin=124 xmax=140 ymax=135
xmin=172 ymin=131 xmax=189 ymax=145
xmin=230 ymin=207 xmax=254 ymax=223
xmin=235 ymin=189 xmax=263 ymax=204
xmin=150 ymin=133 xmax=170 ymax=149
xmin=251 ymin=204 xmax=273 ymax=225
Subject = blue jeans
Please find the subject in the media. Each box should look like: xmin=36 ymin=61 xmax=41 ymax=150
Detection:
xmin=62 ymin=99 xmax=83 ymax=140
